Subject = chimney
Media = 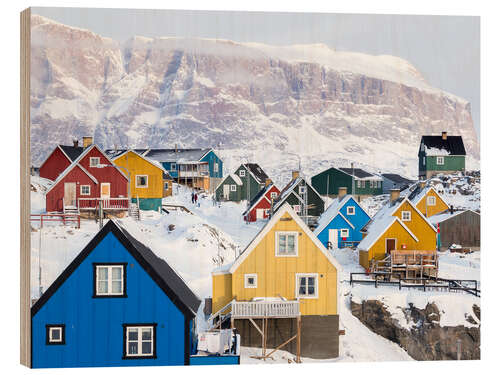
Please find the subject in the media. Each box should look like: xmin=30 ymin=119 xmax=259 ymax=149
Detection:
xmin=390 ymin=188 xmax=400 ymax=204
xmin=265 ymin=178 xmax=272 ymax=187
xmin=338 ymin=186 xmax=347 ymax=199
xmin=442 ymin=131 xmax=448 ymax=140
xmin=292 ymin=170 xmax=300 ymax=180
xmin=419 ymin=180 xmax=426 ymax=189
xmin=82 ymin=136 xmax=93 ymax=148
xmin=73 ymin=139 xmax=78 ymax=147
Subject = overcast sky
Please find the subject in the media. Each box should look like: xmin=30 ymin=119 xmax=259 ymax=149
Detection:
xmin=33 ymin=7 xmax=480 ymax=136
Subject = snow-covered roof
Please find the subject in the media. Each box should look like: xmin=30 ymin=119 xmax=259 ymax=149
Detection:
xmin=243 ymin=163 xmax=269 ymax=184
xmin=242 ymin=183 xmax=277 ymax=216
xmin=420 ymin=135 xmax=466 ymax=156
xmin=338 ymin=167 xmax=383 ymax=181
xmin=230 ymin=173 xmax=243 ymax=185
xmin=314 ymin=194 xmax=368 ymax=235
xmin=428 ymin=209 xmax=480 ymax=225
xmin=144 ymin=148 xmax=212 ymax=163
xmin=408 ymin=184 xmax=449 ymax=209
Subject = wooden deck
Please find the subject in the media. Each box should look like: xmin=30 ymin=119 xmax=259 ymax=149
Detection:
xmin=370 ymin=250 xmax=438 ymax=279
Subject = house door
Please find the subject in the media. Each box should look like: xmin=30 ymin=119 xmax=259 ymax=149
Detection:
xmin=386 ymin=239 xmax=396 ymax=254
xmin=223 ymin=185 xmax=230 ymax=200
xmin=329 ymin=229 xmax=338 ymax=249
xmin=100 ymin=183 xmax=111 ymax=199
xmin=256 ymin=209 xmax=265 ymax=219
xmin=63 ymin=183 xmax=76 ymax=207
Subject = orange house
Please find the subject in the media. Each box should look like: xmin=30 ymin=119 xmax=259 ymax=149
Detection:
xmin=408 ymin=183 xmax=449 ymax=217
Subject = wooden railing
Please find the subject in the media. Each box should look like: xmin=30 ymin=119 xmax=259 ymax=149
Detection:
xmin=30 ymin=213 xmax=80 ymax=229
xmin=78 ymin=198 xmax=129 ymax=210
xmin=232 ymin=300 xmax=300 ymax=318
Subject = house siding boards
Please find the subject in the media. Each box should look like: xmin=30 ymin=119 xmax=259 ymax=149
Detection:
xmin=273 ymin=179 xmax=324 ymax=219
xmin=31 ymin=224 xmax=197 ymax=368
xmin=215 ymin=175 xmax=242 ymax=202
xmin=234 ymin=164 xmax=265 ymax=202
xmin=199 ymin=150 xmax=223 ymax=179
xmin=415 ymin=189 xmax=449 ymax=217
xmin=243 ymin=185 xmax=280 ymax=222
xmin=39 ymin=146 xmax=73 ymax=181
xmin=311 ymin=167 xmax=382 ymax=199
xmin=418 ymin=135 xmax=467 ymax=179
xmin=432 ymin=210 xmax=480 ymax=250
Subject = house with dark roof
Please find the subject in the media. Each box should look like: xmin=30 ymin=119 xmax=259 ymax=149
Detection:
xmin=39 ymin=141 xmax=85 ymax=181
xmin=381 ymin=173 xmax=415 ymax=194
xmin=242 ymin=180 xmax=280 ymax=222
xmin=311 ymin=166 xmax=383 ymax=201
xmin=144 ymin=148 xmax=223 ymax=192
xmin=272 ymin=171 xmax=324 ymax=226
xmin=31 ymin=219 xmax=201 ymax=368
xmin=215 ymin=163 xmax=270 ymax=202
xmin=418 ymin=131 xmax=466 ymax=179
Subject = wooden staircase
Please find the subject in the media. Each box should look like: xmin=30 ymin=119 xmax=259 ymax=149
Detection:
xmin=129 ymin=202 xmax=140 ymax=221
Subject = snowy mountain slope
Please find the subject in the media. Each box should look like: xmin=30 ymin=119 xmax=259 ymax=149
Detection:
xmin=30 ymin=14 xmax=479 ymax=181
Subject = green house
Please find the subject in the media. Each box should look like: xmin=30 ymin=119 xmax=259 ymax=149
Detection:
xmin=215 ymin=163 xmax=270 ymax=202
xmin=272 ymin=171 xmax=325 ymax=224
xmin=311 ymin=166 xmax=383 ymax=201
xmin=418 ymin=132 xmax=466 ymax=179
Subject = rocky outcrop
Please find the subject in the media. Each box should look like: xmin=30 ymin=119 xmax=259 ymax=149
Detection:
xmin=30 ymin=15 xmax=479 ymax=180
xmin=351 ymin=299 xmax=480 ymax=360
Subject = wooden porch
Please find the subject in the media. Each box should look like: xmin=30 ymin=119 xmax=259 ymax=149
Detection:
xmin=370 ymin=250 xmax=439 ymax=280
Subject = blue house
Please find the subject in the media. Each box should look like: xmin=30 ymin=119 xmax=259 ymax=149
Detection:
xmin=31 ymin=220 xmax=201 ymax=368
xmin=314 ymin=189 xmax=371 ymax=249
xmin=145 ymin=148 xmax=223 ymax=192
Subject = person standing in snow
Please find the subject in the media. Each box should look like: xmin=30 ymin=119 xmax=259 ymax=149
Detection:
xmin=191 ymin=191 xmax=195 ymax=204
xmin=194 ymin=192 xmax=198 ymax=205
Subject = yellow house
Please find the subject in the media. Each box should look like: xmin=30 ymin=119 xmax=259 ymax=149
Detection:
xmin=409 ymin=183 xmax=449 ymax=217
xmin=358 ymin=190 xmax=437 ymax=269
xmin=111 ymin=150 xmax=171 ymax=211
xmin=211 ymin=203 xmax=341 ymax=359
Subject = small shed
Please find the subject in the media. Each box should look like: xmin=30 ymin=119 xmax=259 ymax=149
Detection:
xmin=430 ymin=210 xmax=480 ymax=250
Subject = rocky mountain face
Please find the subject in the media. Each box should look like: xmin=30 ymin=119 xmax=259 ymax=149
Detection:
xmin=30 ymin=15 xmax=479 ymax=182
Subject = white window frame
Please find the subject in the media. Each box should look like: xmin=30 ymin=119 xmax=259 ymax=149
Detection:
xmin=136 ymin=175 xmax=148 ymax=188
xmin=293 ymin=205 xmax=301 ymax=213
xmin=239 ymin=169 xmax=246 ymax=177
xmin=298 ymin=186 xmax=306 ymax=194
xmin=436 ymin=156 xmax=445 ymax=165
xmin=427 ymin=196 xmax=436 ymax=206
xmin=423 ymin=157 xmax=426 ymax=166
xmin=214 ymin=163 xmax=219 ymax=172
xmin=95 ymin=265 xmax=125 ymax=296
xmin=275 ymin=231 xmax=299 ymax=257
xmin=401 ymin=210 xmax=412 ymax=222
xmin=357 ymin=180 xmax=361 ymax=188
xmin=171 ymin=163 xmax=177 ymax=171
xmin=47 ymin=326 xmax=64 ymax=344
xmin=270 ymin=192 xmax=277 ymax=199
xmin=361 ymin=181 xmax=366 ymax=188
xmin=89 ymin=157 xmax=100 ymax=167
xmin=295 ymin=273 xmax=318 ymax=299
xmin=80 ymin=185 xmax=90 ymax=196
xmin=124 ymin=325 xmax=155 ymax=358
xmin=244 ymin=274 xmax=258 ymax=288
xmin=340 ymin=228 xmax=349 ymax=238
xmin=230 ymin=184 xmax=237 ymax=192
xmin=346 ymin=206 xmax=355 ymax=215
xmin=370 ymin=180 xmax=374 ymax=188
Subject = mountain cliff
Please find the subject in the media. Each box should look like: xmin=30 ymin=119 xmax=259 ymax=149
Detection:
xmin=30 ymin=15 xmax=479 ymax=182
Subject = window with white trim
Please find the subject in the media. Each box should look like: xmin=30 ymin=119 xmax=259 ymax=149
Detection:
xmin=361 ymin=181 xmax=366 ymax=188
xmin=124 ymin=325 xmax=155 ymax=358
xmin=370 ymin=180 xmax=374 ymax=188
xmin=346 ymin=206 xmax=355 ymax=215
xmin=171 ymin=163 xmax=177 ymax=171
xmin=427 ymin=196 xmax=436 ymax=206
xmin=270 ymin=192 xmax=277 ymax=199
xmin=276 ymin=232 xmax=298 ymax=256
xmin=296 ymin=274 xmax=318 ymax=298
xmin=136 ymin=175 xmax=148 ymax=188
xmin=357 ymin=180 xmax=361 ymax=188
xmin=94 ymin=264 xmax=125 ymax=296
xmin=89 ymin=157 xmax=100 ymax=167
xmin=230 ymin=184 xmax=236 ymax=192
xmin=239 ymin=169 xmax=246 ymax=177
xmin=436 ymin=156 xmax=444 ymax=165
xmin=46 ymin=325 xmax=65 ymax=345
xmin=340 ymin=228 xmax=349 ymax=238
xmin=401 ymin=211 xmax=411 ymax=222
xmin=244 ymin=274 xmax=258 ymax=288
xmin=298 ymin=186 xmax=306 ymax=194
xmin=80 ymin=185 xmax=90 ymax=195
xmin=293 ymin=205 xmax=301 ymax=213
xmin=214 ymin=163 xmax=219 ymax=172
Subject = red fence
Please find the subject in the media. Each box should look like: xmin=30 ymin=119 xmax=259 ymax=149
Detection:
xmin=78 ymin=198 xmax=129 ymax=210
xmin=30 ymin=213 xmax=80 ymax=229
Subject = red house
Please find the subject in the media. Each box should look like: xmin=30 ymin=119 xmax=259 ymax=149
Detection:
xmin=242 ymin=181 xmax=280 ymax=222
xmin=45 ymin=142 xmax=129 ymax=213
xmin=39 ymin=142 xmax=84 ymax=181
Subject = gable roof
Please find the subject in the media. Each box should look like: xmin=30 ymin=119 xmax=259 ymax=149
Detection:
xmin=421 ymin=135 xmax=466 ymax=156
xmin=358 ymin=215 xmax=419 ymax=251
xmin=314 ymin=195 xmax=369 ymax=235
xmin=242 ymin=184 xmax=278 ymax=216
xmin=243 ymin=163 xmax=269 ymax=184
xmin=59 ymin=145 xmax=85 ymax=161
xmin=338 ymin=167 xmax=382 ymax=180
xmin=382 ymin=173 xmax=415 ymax=185
xmin=227 ymin=203 xmax=343 ymax=276
xmin=272 ymin=176 xmax=324 ymax=210
xmin=428 ymin=209 xmax=480 ymax=225
xmin=31 ymin=220 xmax=201 ymax=318
xmin=108 ymin=149 xmax=169 ymax=175
xmin=104 ymin=149 xmax=149 ymax=159
xmin=144 ymin=148 xmax=212 ymax=163
xmin=408 ymin=184 xmax=449 ymax=209
xmin=45 ymin=163 xmax=98 ymax=195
